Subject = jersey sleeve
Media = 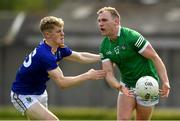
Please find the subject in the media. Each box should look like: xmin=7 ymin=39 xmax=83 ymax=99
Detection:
xmin=99 ymin=38 xmax=110 ymax=62
xmin=128 ymin=29 xmax=149 ymax=53
xmin=56 ymin=46 xmax=72 ymax=62
xmin=60 ymin=46 xmax=72 ymax=57
xmin=40 ymin=53 xmax=58 ymax=71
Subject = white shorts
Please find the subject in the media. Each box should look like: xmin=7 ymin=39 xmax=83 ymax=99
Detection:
xmin=119 ymin=82 xmax=159 ymax=107
xmin=10 ymin=90 xmax=48 ymax=114
xmin=119 ymin=91 xmax=159 ymax=107
xmin=136 ymin=95 xmax=159 ymax=107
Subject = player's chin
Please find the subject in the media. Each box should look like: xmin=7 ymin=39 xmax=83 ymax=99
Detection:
xmin=100 ymin=32 xmax=106 ymax=36
xmin=101 ymin=31 xmax=107 ymax=36
xmin=57 ymin=42 xmax=64 ymax=47
xmin=59 ymin=44 xmax=64 ymax=47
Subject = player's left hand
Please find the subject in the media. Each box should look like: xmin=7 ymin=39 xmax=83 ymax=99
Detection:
xmin=159 ymin=82 xmax=170 ymax=98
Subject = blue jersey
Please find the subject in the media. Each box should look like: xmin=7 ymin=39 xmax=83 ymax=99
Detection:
xmin=11 ymin=41 xmax=72 ymax=95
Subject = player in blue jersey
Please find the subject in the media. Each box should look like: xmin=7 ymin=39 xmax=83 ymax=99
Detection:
xmin=10 ymin=16 xmax=105 ymax=120
xmin=97 ymin=7 xmax=170 ymax=120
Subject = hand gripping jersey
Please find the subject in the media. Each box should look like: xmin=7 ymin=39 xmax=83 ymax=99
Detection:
xmin=11 ymin=41 xmax=72 ymax=95
xmin=99 ymin=27 xmax=159 ymax=88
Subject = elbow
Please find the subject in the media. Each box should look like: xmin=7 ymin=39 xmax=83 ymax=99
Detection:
xmin=60 ymin=85 xmax=66 ymax=90
xmin=57 ymin=78 xmax=68 ymax=89
xmin=59 ymin=82 xmax=68 ymax=89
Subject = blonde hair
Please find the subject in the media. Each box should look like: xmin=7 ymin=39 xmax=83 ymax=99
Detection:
xmin=39 ymin=16 xmax=64 ymax=33
xmin=97 ymin=7 xmax=120 ymax=19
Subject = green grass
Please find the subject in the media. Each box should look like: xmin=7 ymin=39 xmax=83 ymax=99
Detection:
xmin=152 ymin=108 xmax=180 ymax=120
xmin=0 ymin=106 xmax=180 ymax=120
xmin=51 ymin=107 xmax=116 ymax=120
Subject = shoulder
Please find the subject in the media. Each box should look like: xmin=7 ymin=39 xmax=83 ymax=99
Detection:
xmin=122 ymin=27 xmax=149 ymax=52
xmin=121 ymin=27 xmax=141 ymax=38
xmin=100 ymin=37 xmax=109 ymax=46
xmin=58 ymin=45 xmax=72 ymax=51
xmin=99 ymin=37 xmax=110 ymax=52
xmin=121 ymin=27 xmax=143 ymax=45
xmin=58 ymin=45 xmax=72 ymax=57
xmin=36 ymin=43 xmax=54 ymax=60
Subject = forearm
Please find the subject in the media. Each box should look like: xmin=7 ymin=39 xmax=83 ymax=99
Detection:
xmin=65 ymin=51 xmax=101 ymax=63
xmin=49 ymin=67 xmax=90 ymax=89
xmin=79 ymin=52 xmax=101 ymax=63
xmin=152 ymin=56 xmax=171 ymax=97
xmin=152 ymin=56 xmax=170 ymax=85
xmin=106 ymin=74 xmax=121 ymax=90
xmin=57 ymin=72 xmax=90 ymax=89
xmin=102 ymin=61 xmax=122 ymax=90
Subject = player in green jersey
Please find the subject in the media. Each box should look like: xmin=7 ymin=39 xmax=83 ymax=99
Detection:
xmin=97 ymin=7 xmax=170 ymax=120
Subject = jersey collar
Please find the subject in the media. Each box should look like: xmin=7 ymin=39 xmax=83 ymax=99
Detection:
xmin=117 ymin=26 xmax=121 ymax=37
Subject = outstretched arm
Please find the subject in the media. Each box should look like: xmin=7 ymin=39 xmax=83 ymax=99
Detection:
xmin=48 ymin=67 xmax=105 ymax=89
xmin=64 ymin=51 xmax=101 ymax=63
xmin=141 ymin=43 xmax=170 ymax=98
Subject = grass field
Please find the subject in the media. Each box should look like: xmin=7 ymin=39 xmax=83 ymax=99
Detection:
xmin=0 ymin=106 xmax=180 ymax=120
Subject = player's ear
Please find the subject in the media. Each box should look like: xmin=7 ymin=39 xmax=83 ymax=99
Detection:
xmin=43 ymin=31 xmax=50 ymax=38
xmin=114 ymin=18 xmax=120 ymax=25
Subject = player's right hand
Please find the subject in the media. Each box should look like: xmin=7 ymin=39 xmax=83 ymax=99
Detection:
xmin=87 ymin=69 xmax=106 ymax=80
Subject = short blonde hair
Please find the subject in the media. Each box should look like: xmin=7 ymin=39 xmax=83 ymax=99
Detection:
xmin=97 ymin=7 xmax=120 ymax=19
xmin=39 ymin=16 xmax=64 ymax=33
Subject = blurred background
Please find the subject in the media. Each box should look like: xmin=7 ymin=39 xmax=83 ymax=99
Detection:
xmin=0 ymin=0 xmax=180 ymax=119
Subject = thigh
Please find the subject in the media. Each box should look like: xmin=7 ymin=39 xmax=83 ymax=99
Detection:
xmin=135 ymin=95 xmax=158 ymax=120
xmin=11 ymin=91 xmax=38 ymax=115
xmin=26 ymin=101 xmax=59 ymax=120
xmin=117 ymin=93 xmax=136 ymax=120
xmin=11 ymin=91 xmax=58 ymax=120
xmin=136 ymin=104 xmax=154 ymax=120
xmin=37 ymin=90 xmax=48 ymax=108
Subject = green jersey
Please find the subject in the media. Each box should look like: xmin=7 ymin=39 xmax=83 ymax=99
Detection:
xmin=99 ymin=27 xmax=159 ymax=88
